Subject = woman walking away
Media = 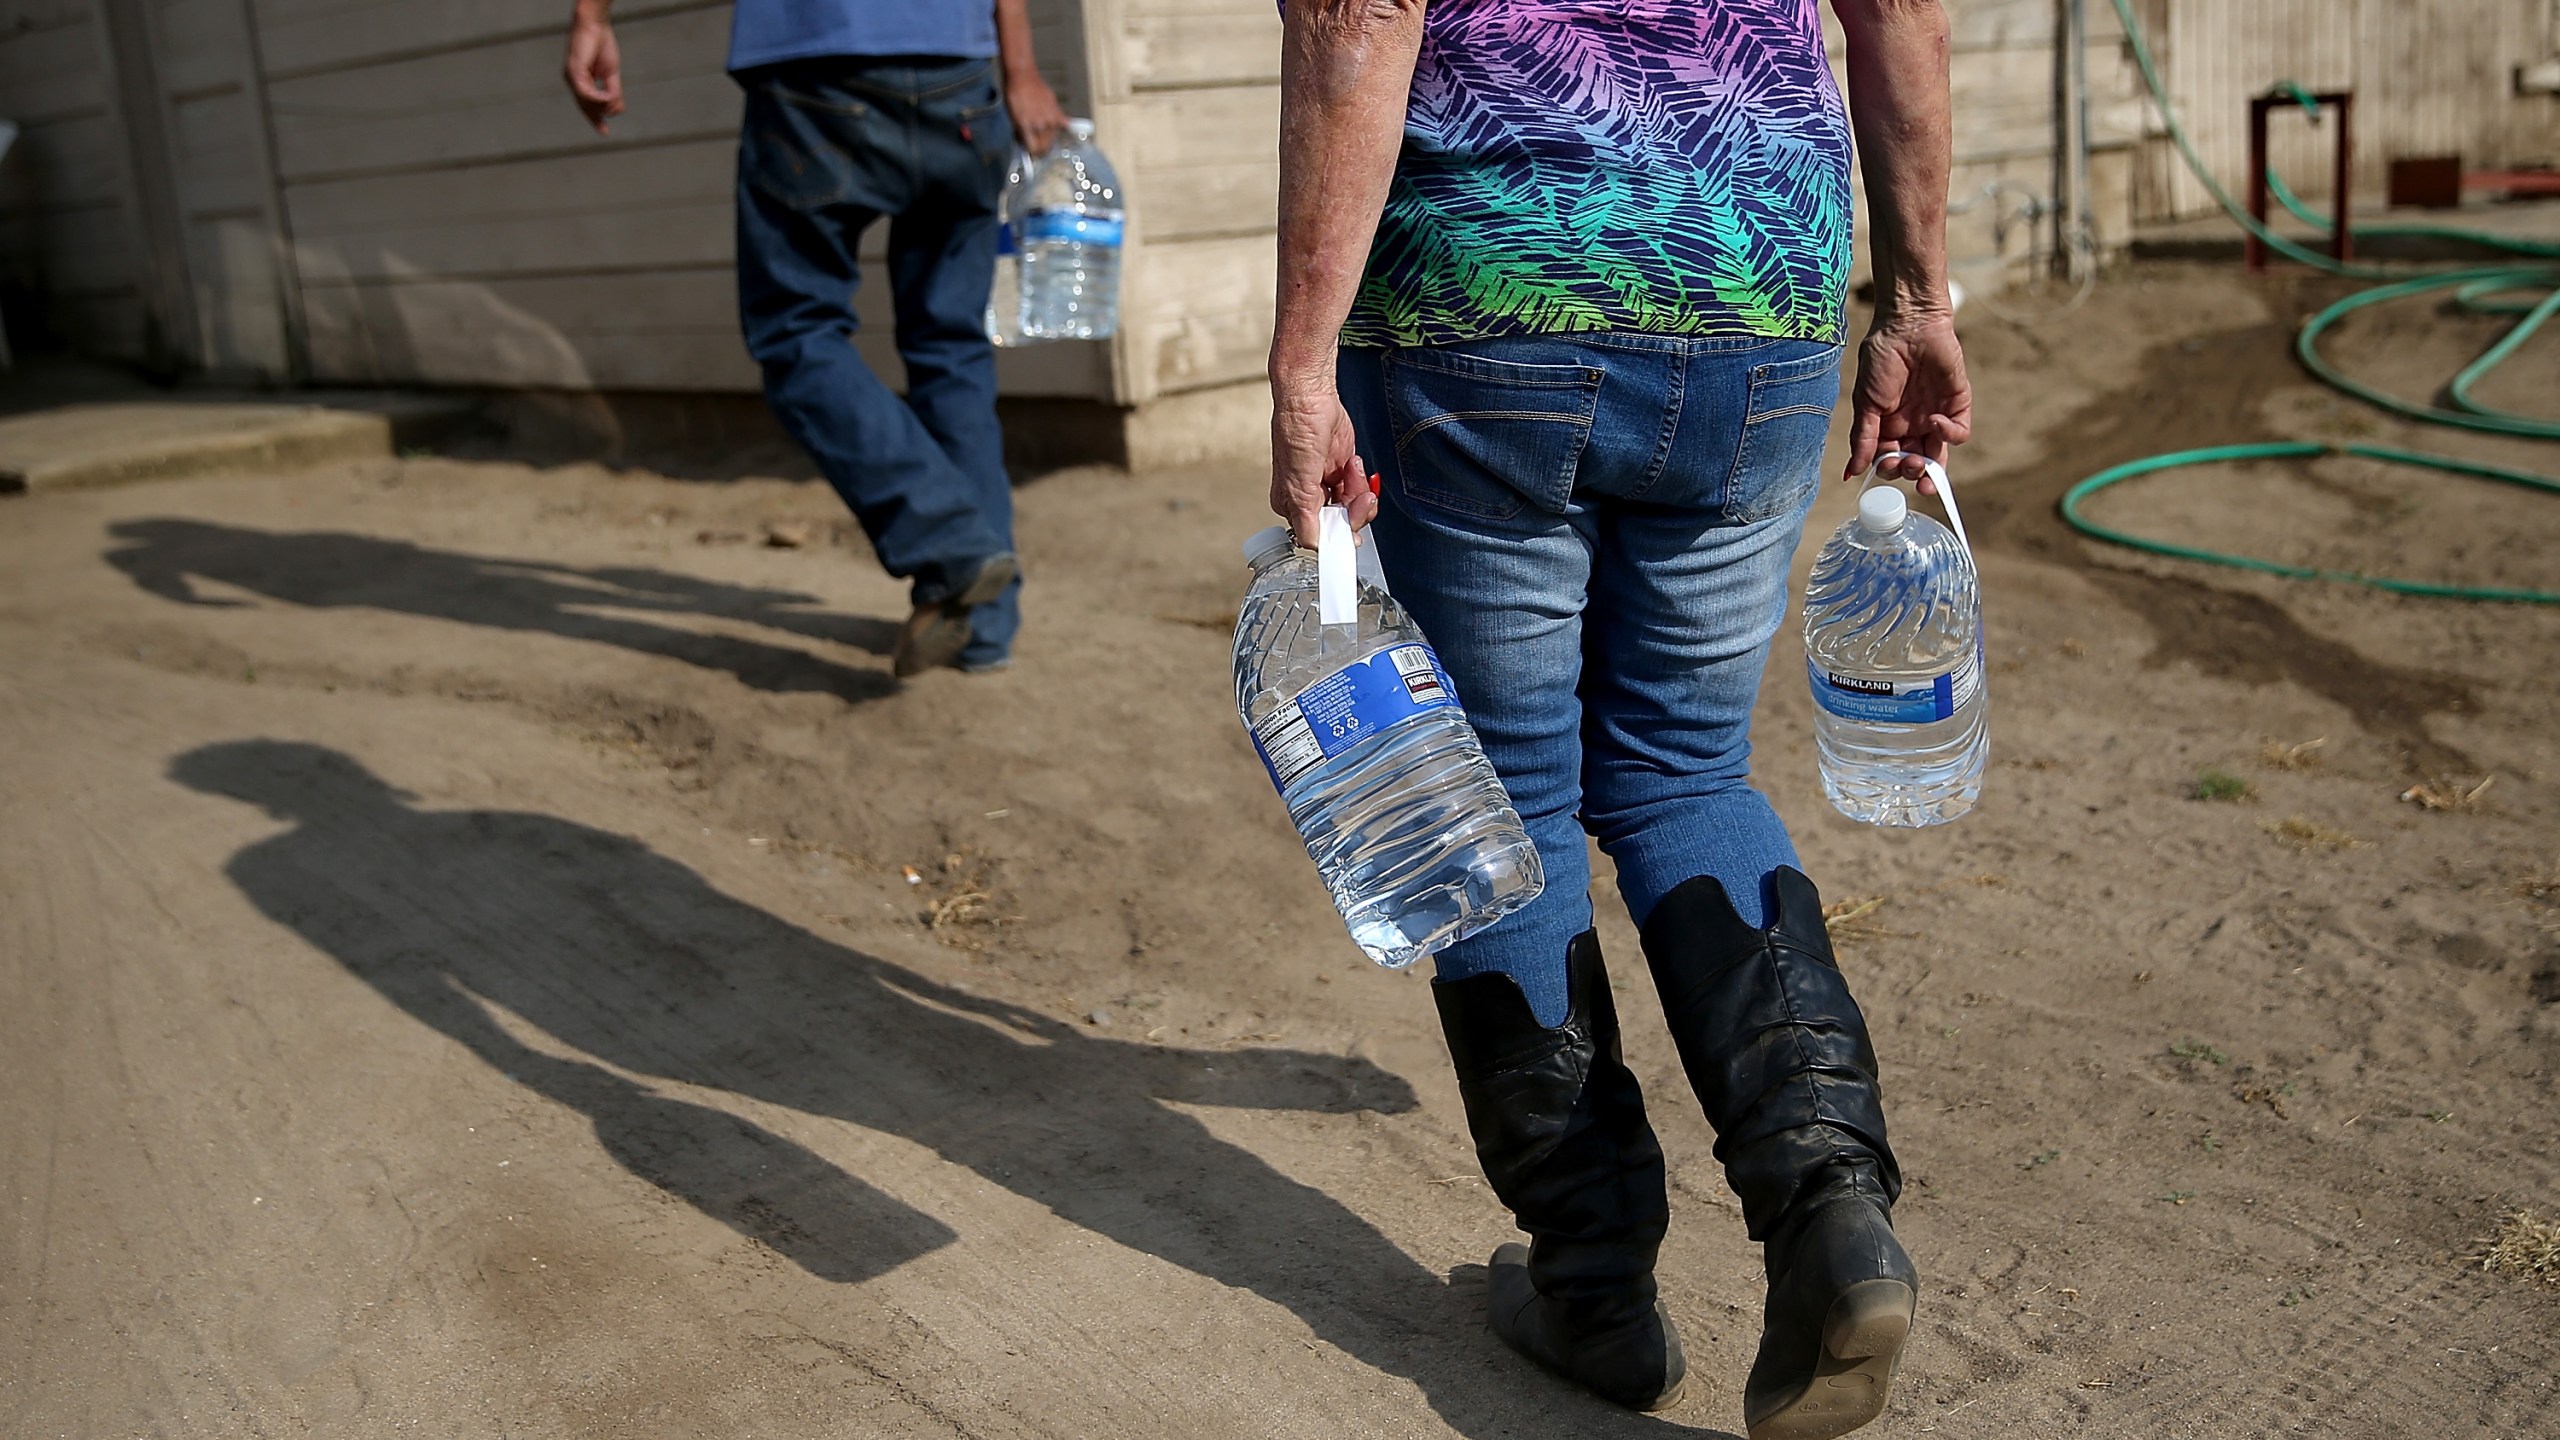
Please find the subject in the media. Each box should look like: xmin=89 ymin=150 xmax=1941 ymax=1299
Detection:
xmin=1266 ymin=2 xmax=1973 ymax=1436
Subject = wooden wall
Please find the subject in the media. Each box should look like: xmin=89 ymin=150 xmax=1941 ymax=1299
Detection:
xmin=2134 ymin=0 xmax=2560 ymax=220
xmin=4 ymin=0 xmax=2556 ymax=400
xmin=260 ymin=0 xmax=1102 ymax=396
xmin=0 ymin=0 xmax=148 ymax=359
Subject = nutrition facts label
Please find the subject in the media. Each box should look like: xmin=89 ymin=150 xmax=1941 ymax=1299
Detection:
xmin=1251 ymin=642 xmax=1461 ymax=791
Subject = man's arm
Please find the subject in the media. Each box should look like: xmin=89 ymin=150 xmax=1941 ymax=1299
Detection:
xmin=1266 ymin=0 xmax=1421 ymax=544
xmin=995 ymin=0 xmax=1069 ymax=155
xmin=563 ymin=0 xmax=623 ymax=135
xmin=1833 ymin=0 xmax=1972 ymax=489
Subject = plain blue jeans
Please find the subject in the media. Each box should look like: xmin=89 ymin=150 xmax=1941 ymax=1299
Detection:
xmin=735 ymin=55 xmax=1019 ymax=664
xmin=1338 ymin=333 xmax=1841 ymax=1026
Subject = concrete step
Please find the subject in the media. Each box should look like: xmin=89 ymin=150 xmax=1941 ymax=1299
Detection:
xmin=0 ymin=391 xmax=478 ymax=495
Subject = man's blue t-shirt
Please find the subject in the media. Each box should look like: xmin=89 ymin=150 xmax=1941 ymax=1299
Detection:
xmin=727 ymin=0 xmax=996 ymax=73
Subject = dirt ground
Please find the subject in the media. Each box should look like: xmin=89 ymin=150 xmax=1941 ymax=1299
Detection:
xmin=4 ymin=261 xmax=2557 ymax=1439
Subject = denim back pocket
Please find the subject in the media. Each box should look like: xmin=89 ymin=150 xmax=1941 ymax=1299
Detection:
xmin=1725 ymin=343 xmax=1842 ymax=522
xmin=742 ymin=82 xmax=865 ymax=211
xmin=1382 ymin=347 xmax=1601 ymax=522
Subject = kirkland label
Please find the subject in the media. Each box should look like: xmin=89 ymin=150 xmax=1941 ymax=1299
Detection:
xmin=1020 ymin=210 xmax=1124 ymax=247
xmin=1251 ymin=643 xmax=1460 ymax=791
xmin=1808 ymin=646 xmax=1982 ymax=724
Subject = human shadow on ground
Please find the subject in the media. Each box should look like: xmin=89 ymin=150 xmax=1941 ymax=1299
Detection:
xmin=105 ymin=519 xmax=898 ymax=702
xmin=172 ymin=740 xmax=1723 ymax=1438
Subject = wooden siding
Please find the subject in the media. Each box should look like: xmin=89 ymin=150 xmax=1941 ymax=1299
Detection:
xmin=8 ymin=0 xmax=2556 ymax=399
xmin=0 ymin=0 xmax=148 ymax=356
xmin=2141 ymin=0 xmax=2560 ymax=219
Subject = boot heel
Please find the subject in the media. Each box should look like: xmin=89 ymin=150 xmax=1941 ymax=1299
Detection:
xmin=1821 ymin=1278 xmax=1914 ymax=1360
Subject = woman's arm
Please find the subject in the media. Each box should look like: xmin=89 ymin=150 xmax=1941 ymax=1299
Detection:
xmin=1832 ymin=0 xmax=1973 ymax=489
xmin=1266 ymin=0 xmax=1423 ymax=544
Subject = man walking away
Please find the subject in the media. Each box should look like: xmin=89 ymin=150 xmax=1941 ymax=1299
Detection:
xmin=1269 ymin=2 xmax=1972 ymax=1436
xmin=567 ymin=0 xmax=1067 ymax=677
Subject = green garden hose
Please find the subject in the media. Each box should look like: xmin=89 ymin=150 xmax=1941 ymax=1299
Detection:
xmin=2060 ymin=443 xmax=2560 ymax=605
xmin=2071 ymin=0 xmax=2560 ymax=602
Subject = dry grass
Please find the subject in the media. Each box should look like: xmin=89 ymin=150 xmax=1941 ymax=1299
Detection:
xmin=2264 ymin=816 xmax=2368 ymax=852
xmin=2400 ymin=775 xmax=2495 ymax=812
xmin=1822 ymin=894 xmax=1893 ymax=945
xmin=2476 ymin=1210 xmax=2560 ymax=1289
xmin=917 ymin=848 xmax=1014 ymax=948
xmin=2518 ymin=860 xmax=2560 ymax=905
xmin=2256 ymin=736 xmax=2329 ymax=772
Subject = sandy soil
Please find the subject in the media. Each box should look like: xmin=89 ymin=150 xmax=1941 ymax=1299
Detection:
xmin=4 ymin=262 xmax=2556 ymax=1439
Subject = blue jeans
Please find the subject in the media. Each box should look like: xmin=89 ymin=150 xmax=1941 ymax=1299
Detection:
xmin=1338 ymin=334 xmax=1841 ymax=1026
xmin=735 ymin=56 xmax=1019 ymax=663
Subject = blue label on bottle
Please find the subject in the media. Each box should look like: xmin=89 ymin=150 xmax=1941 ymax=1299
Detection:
xmin=1250 ymin=642 xmax=1461 ymax=792
xmin=1807 ymin=646 xmax=1981 ymax=724
xmin=1020 ymin=209 xmax=1124 ymax=247
xmin=995 ymin=220 xmax=1016 ymax=257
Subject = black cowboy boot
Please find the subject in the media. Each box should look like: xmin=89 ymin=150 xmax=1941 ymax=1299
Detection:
xmin=1433 ymin=932 xmax=1686 ymax=1411
xmin=1640 ymin=868 xmax=1916 ymax=1440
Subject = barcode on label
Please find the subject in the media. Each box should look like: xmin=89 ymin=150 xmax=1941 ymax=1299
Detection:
xmin=1387 ymin=645 xmax=1446 ymax=702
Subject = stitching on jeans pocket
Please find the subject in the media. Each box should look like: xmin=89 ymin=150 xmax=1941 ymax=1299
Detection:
xmin=1745 ymin=402 xmax=1834 ymax=425
xmin=1395 ymin=410 xmax=1594 ymax=448
xmin=1726 ymin=346 xmax=1841 ymax=521
xmin=1392 ymin=350 xmax=1601 ymax=388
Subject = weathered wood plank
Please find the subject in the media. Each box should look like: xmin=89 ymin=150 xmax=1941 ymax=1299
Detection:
xmin=1125 ymin=231 xmax=1272 ymax=399
xmin=299 ymin=266 xmax=1109 ymax=396
xmin=0 ymin=201 xmax=136 ymax=295
xmin=284 ymin=140 xmax=735 ymax=277
xmin=155 ymin=0 xmax=249 ymax=97
xmin=1125 ymin=5 xmax=1279 ymax=90
xmin=0 ymin=18 xmax=108 ymax=124
xmin=264 ymin=7 xmax=740 ymax=182
xmin=171 ymin=89 xmax=271 ymax=217
xmin=7 ymin=112 xmax=129 ymax=210
xmin=250 ymin=0 xmax=717 ymax=81
xmin=1122 ymin=84 xmax=1277 ymax=241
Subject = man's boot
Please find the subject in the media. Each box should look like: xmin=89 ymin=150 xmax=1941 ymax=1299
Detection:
xmin=1640 ymin=868 xmax=1916 ymax=1440
xmin=1432 ymin=933 xmax=1686 ymax=1411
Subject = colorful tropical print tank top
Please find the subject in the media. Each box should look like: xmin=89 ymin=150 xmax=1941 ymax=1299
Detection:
xmin=1342 ymin=0 xmax=1853 ymax=349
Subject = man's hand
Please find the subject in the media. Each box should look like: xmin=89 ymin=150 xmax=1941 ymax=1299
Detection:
xmin=1270 ymin=382 xmax=1379 ymax=547
xmin=995 ymin=0 xmax=1068 ymax=155
xmin=1005 ymin=70 xmax=1069 ymax=156
xmin=564 ymin=4 xmax=624 ymax=135
xmin=1845 ymin=311 xmax=1971 ymax=493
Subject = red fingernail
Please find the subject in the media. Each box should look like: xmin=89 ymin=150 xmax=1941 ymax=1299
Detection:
xmin=1369 ymin=472 xmax=1382 ymax=496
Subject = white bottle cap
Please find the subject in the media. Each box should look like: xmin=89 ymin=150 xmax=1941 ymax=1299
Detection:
xmin=1858 ymin=484 xmax=1908 ymax=533
xmin=1067 ymin=117 xmax=1096 ymax=141
xmin=1242 ymin=525 xmax=1293 ymax=566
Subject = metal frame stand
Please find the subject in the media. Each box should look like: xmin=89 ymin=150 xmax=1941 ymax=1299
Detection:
xmin=2246 ymin=89 xmax=2354 ymax=272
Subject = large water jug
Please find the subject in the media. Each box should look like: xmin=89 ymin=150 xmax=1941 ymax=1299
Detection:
xmin=1803 ymin=456 xmax=1989 ymax=827
xmin=1018 ymin=118 xmax=1123 ymax=340
xmin=986 ymin=149 xmax=1028 ymax=346
xmin=1235 ymin=514 xmax=1543 ymax=967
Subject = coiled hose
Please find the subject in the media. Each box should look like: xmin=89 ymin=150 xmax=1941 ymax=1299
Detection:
xmin=2061 ymin=0 xmax=2560 ymax=603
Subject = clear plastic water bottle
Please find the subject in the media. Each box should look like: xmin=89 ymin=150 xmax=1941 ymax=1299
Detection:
xmin=1235 ymin=523 xmax=1543 ymax=967
xmin=1804 ymin=478 xmax=1988 ymax=827
xmin=1018 ymin=118 xmax=1123 ymax=340
xmin=985 ymin=149 xmax=1028 ymax=347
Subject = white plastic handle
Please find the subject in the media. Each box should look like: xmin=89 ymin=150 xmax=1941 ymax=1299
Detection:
xmin=1873 ymin=451 xmax=1971 ymax=558
xmin=1317 ymin=505 xmax=1358 ymax=626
